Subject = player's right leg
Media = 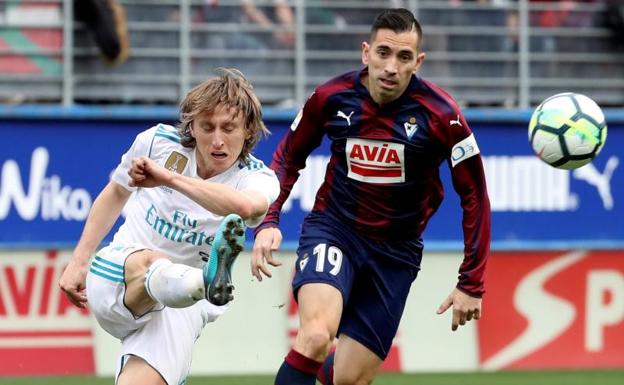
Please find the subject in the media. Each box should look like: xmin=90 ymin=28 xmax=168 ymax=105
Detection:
xmin=275 ymin=212 xmax=356 ymax=385
xmin=125 ymin=249 xmax=204 ymax=315
xmin=275 ymin=283 xmax=343 ymax=385
xmin=295 ymin=283 xmax=343 ymax=360
xmin=124 ymin=213 xmax=246 ymax=313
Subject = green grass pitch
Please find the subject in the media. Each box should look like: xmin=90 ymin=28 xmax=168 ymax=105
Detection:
xmin=1 ymin=371 xmax=623 ymax=385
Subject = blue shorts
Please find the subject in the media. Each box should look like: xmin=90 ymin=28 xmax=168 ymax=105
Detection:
xmin=291 ymin=212 xmax=423 ymax=359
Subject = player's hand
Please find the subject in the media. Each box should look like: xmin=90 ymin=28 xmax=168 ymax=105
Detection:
xmin=58 ymin=256 xmax=90 ymax=308
xmin=128 ymin=156 xmax=172 ymax=188
xmin=251 ymin=227 xmax=283 ymax=281
xmin=436 ymin=288 xmax=482 ymax=331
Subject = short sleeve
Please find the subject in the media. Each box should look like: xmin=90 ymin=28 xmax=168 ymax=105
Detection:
xmin=237 ymin=165 xmax=280 ymax=228
xmin=111 ymin=127 xmax=156 ymax=191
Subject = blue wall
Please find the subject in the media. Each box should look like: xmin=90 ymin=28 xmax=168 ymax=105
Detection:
xmin=1 ymin=105 xmax=623 ymax=250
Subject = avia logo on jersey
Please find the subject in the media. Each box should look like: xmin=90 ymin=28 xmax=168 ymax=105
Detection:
xmin=478 ymin=251 xmax=624 ymax=370
xmin=346 ymin=138 xmax=405 ymax=183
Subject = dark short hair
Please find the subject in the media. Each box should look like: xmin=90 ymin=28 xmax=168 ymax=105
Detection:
xmin=371 ymin=8 xmax=422 ymax=50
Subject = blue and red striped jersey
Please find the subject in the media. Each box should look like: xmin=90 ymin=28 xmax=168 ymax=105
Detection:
xmin=259 ymin=68 xmax=491 ymax=296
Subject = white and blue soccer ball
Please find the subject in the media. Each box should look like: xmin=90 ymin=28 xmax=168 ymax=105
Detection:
xmin=528 ymin=92 xmax=607 ymax=170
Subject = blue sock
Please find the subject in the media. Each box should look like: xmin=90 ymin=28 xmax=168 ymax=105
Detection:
xmin=274 ymin=349 xmax=322 ymax=385
xmin=317 ymin=350 xmax=335 ymax=385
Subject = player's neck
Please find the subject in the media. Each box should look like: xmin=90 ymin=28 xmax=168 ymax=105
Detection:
xmin=360 ymin=73 xmax=402 ymax=106
xmin=195 ymin=150 xmax=216 ymax=179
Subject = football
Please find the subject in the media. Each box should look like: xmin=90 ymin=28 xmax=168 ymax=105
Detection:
xmin=528 ymin=92 xmax=608 ymax=169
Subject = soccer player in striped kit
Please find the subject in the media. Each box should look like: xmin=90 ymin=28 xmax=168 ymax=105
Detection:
xmin=252 ymin=8 xmax=491 ymax=385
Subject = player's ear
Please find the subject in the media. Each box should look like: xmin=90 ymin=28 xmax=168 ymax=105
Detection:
xmin=413 ymin=52 xmax=426 ymax=73
xmin=361 ymin=41 xmax=370 ymax=65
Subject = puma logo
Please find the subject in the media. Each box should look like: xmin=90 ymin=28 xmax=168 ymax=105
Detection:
xmin=572 ymin=156 xmax=619 ymax=210
xmin=450 ymin=114 xmax=462 ymax=127
xmin=337 ymin=110 xmax=354 ymax=126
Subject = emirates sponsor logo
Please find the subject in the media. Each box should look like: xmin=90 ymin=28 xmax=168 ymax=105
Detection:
xmin=346 ymin=138 xmax=405 ymax=183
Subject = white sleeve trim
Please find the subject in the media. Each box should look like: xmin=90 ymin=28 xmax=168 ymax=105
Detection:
xmin=451 ymin=133 xmax=480 ymax=167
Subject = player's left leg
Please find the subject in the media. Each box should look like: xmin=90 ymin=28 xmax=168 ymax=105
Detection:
xmin=328 ymin=237 xmax=422 ymax=385
xmin=333 ymin=335 xmax=382 ymax=385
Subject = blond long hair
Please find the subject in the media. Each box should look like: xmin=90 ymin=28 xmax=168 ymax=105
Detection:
xmin=177 ymin=68 xmax=269 ymax=160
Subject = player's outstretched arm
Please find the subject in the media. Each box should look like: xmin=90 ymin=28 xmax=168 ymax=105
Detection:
xmin=436 ymin=288 xmax=482 ymax=331
xmin=129 ymin=156 xmax=271 ymax=221
xmin=59 ymin=181 xmax=131 ymax=308
xmin=251 ymin=227 xmax=283 ymax=281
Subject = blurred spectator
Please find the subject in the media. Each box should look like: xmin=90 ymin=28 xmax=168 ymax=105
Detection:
xmin=74 ymin=0 xmax=129 ymax=65
xmin=530 ymin=1 xmax=600 ymax=59
xmin=201 ymin=0 xmax=294 ymax=50
xmin=604 ymin=0 xmax=624 ymax=48
xmin=531 ymin=0 xmax=599 ymax=30
xmin=196 ymin=0 xmax=295 ymax=104
xmin=242 ymin=0 xmax=295 ymax=49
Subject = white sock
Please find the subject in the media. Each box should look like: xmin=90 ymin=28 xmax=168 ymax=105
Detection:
xmin=144 ymin=259 xmax=205 ymax=308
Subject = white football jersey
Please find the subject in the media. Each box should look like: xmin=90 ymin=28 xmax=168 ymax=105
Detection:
xmin=110 ymin=124 xmax=279 ymax=267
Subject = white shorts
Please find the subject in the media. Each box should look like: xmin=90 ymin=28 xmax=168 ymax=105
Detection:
xmin=86 ymin=243 xmax=228 ymax=385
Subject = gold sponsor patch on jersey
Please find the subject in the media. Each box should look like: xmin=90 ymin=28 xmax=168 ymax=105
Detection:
xmin=164 ymin=151 xmax=188 ymax=174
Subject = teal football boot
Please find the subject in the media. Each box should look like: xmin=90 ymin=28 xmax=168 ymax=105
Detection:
xmin=203 ymin=213 xmax=245 ymax=306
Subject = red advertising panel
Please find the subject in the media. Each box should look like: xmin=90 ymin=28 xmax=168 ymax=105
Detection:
xmin=0 ymin=250 xmax=95 ymax=376
xmin=479 ymin=251 xmax=624 ymax=369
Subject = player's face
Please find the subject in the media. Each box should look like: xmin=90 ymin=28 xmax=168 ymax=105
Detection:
xmin=362 ymin=28 xmax=425 ymax=105
xmin=190 ymin=105 xmax=249 ymax=178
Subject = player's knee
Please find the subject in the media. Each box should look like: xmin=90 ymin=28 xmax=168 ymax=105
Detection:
xmin=126 ymin=250 xmax=168 ymax=279
xmin=298 ymin=328 xmax=333 ymax=356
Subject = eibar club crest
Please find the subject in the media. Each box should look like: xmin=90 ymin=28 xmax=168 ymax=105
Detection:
xmin=164 ymin=151 xmax=188 ymax=174
xmin=404 ymin=117 xmax=418 ymax=139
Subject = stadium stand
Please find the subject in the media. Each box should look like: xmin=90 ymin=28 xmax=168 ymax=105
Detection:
xmin=0 ymin=0 xmax=622 ymax=108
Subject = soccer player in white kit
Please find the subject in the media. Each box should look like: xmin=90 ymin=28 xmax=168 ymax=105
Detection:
xmin=59 ymin=68 xmax=280 ymax=385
